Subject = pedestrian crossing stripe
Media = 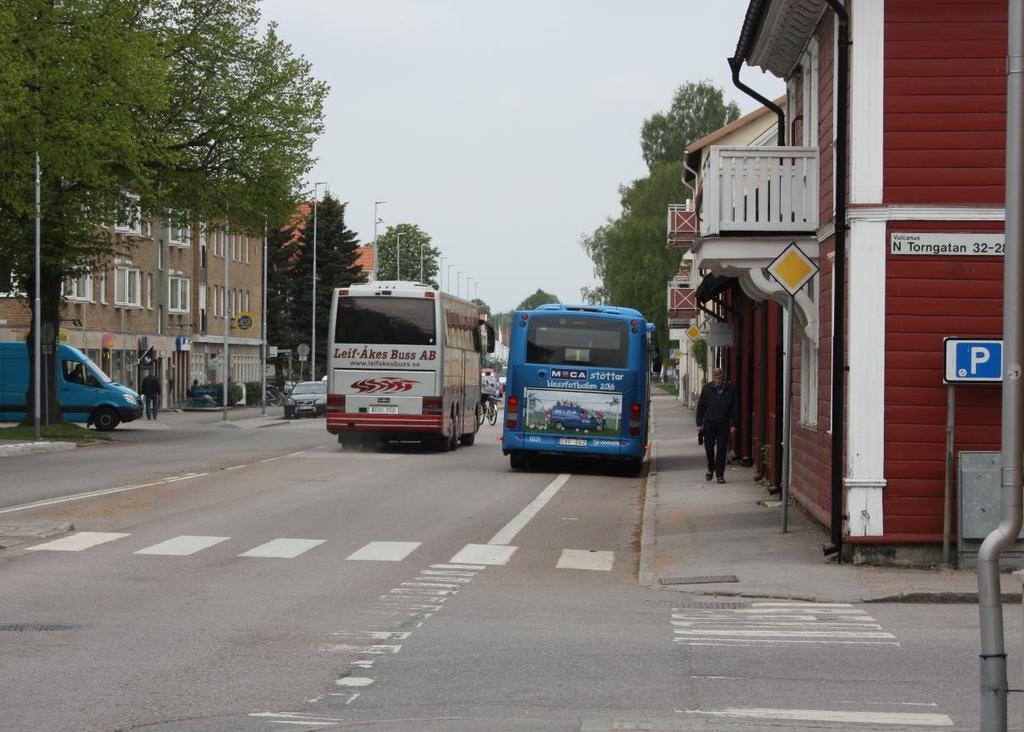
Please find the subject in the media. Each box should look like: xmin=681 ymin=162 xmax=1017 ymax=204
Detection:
xmin=24 ymin=532 xmax=615 ymax=569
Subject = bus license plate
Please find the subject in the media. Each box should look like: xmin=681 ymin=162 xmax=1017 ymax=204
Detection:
xmin=558 ymin=438 xmax=586 ymax=447
xmin=369 ymin=405 xmax=399 ymax=414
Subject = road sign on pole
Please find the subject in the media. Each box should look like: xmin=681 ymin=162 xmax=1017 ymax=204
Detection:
xmin=944 ymin=338 xmax=1003 ymax=383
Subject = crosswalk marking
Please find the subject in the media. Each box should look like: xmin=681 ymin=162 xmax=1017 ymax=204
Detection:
xmin=681 ymin=707 xmax=953 ymax=727
xmin=672 ymin=602 xmax=899 ymax=647
xmin=239 ymin=538 xmax=325 ymax=558
xmin=450 ymin=543 xmax=517 ymax=565
xmin=25 ymin=531 xmax=130 ymax=552
xmin=135 ymin=535 xmax=230 ymax=556
xmin=556 ymin=549 xmax=614 ymax=571
xmin=346 ymin=541 xmax=421 ymax=562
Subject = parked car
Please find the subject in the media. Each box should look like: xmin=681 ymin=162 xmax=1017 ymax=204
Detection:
xmin=283 ymin=380 xmax=327 ymax=419
xmin=0 ymin=341 xmax=142 ymax=430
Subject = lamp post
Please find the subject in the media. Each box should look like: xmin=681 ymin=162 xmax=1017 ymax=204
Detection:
xmin=439 ymin=256 xmax=447 ymax=291
xmin=447 ymin=264 xmax=455 ymax=294
xmin=457 ymin=271 xmax=464 ymax=299
xmin=396 ymin=231 xmax=404 ymax=281
xmin=371 ymin=200 xmax=385 ymax=282
xmin=222 ymin=207 xmax=230 ymax=422
xmin=311 ymin=181 xmax=327 ymax=381
xmin=419 ymin=239 xmax=424 ymax=283
xmin=260 ymin=218 xmax=268 ymax=417
xmin=33 ymin=151 xmax=40 ymax=440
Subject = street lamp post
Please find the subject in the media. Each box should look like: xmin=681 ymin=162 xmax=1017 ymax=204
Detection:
xmin=419 ymin=240 xmax=424 ymax=282
xmin=311 ymin=181 xmax=327 ymax=381
xmin=371 ymin=200 xmax=385 ymax=282
xmin=457 ymin=271 xmax=464 ymax=299
xmin=222 ymin=209 xmax=230 ymax=422
xmin=396 ymin=231 xmax=404 ymax=281
xmin=447 ymin=264 xmax=455 ymax=294
xmin=33 ymin=151 xmax=40 ymax=440
xmin=260 ymin=219 xmax=268 ymax=417
xmin=439 ymin=256 xmax=447 ymax=291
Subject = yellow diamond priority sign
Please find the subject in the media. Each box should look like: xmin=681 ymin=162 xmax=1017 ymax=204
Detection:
xmin=685 ymin=325 xmax=702 ymax=341
xmin=767 ymin=242 xmax=818 ymax=296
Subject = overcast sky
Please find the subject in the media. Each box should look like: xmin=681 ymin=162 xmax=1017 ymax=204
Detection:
xmin=258 ymin=1 xmax=783 ymax=312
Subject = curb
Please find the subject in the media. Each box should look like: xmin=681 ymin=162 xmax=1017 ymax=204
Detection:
xmin=864 ymin=591 xmax=1023 ymax=604
xmin=0 ymin=441 xmax=76 ymax=458
xmin=638 ymin=436 xmax=658 ymax=588
xmin=0 ymin=520 xmax=74 ymax=550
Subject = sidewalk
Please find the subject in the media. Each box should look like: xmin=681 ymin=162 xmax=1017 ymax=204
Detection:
xmin=641 ymin=392 xmax=1020 ymax=603
xmin=127 ymin=405 xmax=289 ymax=430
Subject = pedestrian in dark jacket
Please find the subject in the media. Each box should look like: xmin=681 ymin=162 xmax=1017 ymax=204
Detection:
xmin=140 ymin=372 xmax=160 ymax=421
xmin=695 ymin=368 xmax=739 ymax=483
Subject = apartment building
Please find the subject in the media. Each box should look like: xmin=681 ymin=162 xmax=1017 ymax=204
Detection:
xmin=0 ymin=212 xmax=265 ymax=408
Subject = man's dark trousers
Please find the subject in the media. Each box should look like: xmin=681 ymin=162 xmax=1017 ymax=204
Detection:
xmin=703 ymin=421 xmax=729 ymax=478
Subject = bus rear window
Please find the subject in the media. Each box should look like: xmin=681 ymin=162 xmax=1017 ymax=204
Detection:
xmin=335 ymin=297 xmax=436 ymax=345
xmin=526 ymin=316 xmax=628 ymax=368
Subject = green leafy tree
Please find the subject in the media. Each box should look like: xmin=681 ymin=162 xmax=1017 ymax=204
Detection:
xmin=516 ymin=289 xmax=560 ymax=311
xmin=472 ymin=298 xmax=492 ymax=317
xmin=0 ymin=0 xmax=326 ymax=424
xmin=374 ymin=224 xmax=440 ymax=285
xmin=640 ymin=80 xmax=740 ymax=171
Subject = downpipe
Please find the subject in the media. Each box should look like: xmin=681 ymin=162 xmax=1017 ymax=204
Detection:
xmin=977 ymin=2 xmax=1024 ymax=729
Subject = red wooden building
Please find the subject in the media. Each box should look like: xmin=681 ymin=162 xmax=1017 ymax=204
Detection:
xmin=680 ymin=0 xmax=1007 ymax=563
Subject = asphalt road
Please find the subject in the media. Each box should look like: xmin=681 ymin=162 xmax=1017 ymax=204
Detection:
xmin=0 ymin=416 xmax=1018 ymax=730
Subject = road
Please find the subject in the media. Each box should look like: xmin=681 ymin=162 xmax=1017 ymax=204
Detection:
xmin=0 ymin=414 xmax=1016 ymax=730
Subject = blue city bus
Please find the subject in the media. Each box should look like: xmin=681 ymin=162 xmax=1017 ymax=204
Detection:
xmin=501 ymin=304 xmax=658 ymax=475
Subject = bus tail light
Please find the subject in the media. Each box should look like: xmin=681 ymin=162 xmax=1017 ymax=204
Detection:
xmin=506 ymin=395 xmax=519 ymax=428
xmin=423 ymin=396 xmax=443 ymax=415
xmin=327 ymin=394 xmax=346 ymax=411
xmin=629 ymin=402 xmax=642 ymax=436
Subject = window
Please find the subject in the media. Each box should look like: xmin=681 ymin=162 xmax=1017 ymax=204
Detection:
xmin=334 ymin=297 xmax=437 ymax=346
xmin=169 ymin=275 xmax=190 ymax=313
xmin=65 ymin=275 xmax=92 ymax=302
xmin=199 ymin=284 xmax=207 ymax=331
xmin=0 ymin=271 xmax=17 ymax=297
xmin=99 ymin=272 xmax=107 ymax=304
xmin=245 ymin=239 xmax=251 ymax=264
xmin=114 ymin=194 xmax=142 ymax=235
xmin=526 ymin=316 xmax=628 ymax=369
xmin=168 ymin=219 xmax=190 ymax=247
xmin=800 ymin=336 xmax=819 ymax=427
xmin=146 ymin=273 xmax=153 ymax=309
xmin=199 ymin=224 xmax=207 ymax=269
xmin=114 ymin=266 xmax=141 ymax=306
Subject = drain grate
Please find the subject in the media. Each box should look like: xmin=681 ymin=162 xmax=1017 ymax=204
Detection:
xmin=659 ymin=575 xmax=739 ymax=586
xmin=674 ymin=600 xmax=747 ymax=610
xmin=0 ymin=624 xmax=79 ymax=632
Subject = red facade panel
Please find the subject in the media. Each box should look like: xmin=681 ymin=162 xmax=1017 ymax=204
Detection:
xmin=883 ymin=220 xmax=1003 ymax=539
xmin=884 ymin=1 xmax=1008 ymax=205
xmin=817 ymin=13 xmax=835 ymax=228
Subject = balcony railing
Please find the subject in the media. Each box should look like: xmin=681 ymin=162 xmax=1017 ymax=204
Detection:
xmin=667 ymin=202 xmax=698 ymax=248
xmin=702 ymin=146 xmax=819 ymax=236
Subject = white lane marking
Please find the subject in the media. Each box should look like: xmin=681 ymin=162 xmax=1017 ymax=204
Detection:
xmin=488 ymin=473 xmax=571 ymax=545
xmin=388 ymin=588 xmax=456 ymax=596
xmin=418 ymin=572 xmax=472 ymax=583
xmin=752 ymin=602 xmax=855 ymax=607
xmin=319 ymin=644 xmax=402 ymax=654
xmin=330 ymin=631 xmax=410 ymax=640
xmin=450 ymin=543 xmax=517 ymax=566
xmin=431 ymin=563 xmax=485 ymax=570
xmin=679 ymin=707 xmax=953 ymax=727
xmin=673 ymin=629 xmax=896 ymax=639
xmin=556 ymin=549 xmax=614 ymax=571
xmin=250 ymin=712 xmax=344 ymax=723
xmin=0 ymin=481 xmax=162 ymax=515
xmin=135 ymin=535 xmax=230 ymax=556
xmin=346 ymin=541 xmax=421 ymax=562
xmin=239 ymin=538 xmax=324 ymax=558
xmin=350 ymin=660 xmax=376 ymax=669
xmin=287 ymin=450 xmax=306 ymax=457
xmin=401 ymin=582 xmax=461 ymax=589
xmin=336 ymin=677 xmax=374 ymax=687
xmin=224 ymin=464 xmax=248 ymax=471
xmin=163 ymin=472 xmax=208 ymax=483
xmin=260 ymin=457 xmax=282 ymax=463
xmin=25 ymin=531 xmax=130 ymax=552
xmin=689 ymin=675 xmax=744 ymax=680
xmin=674 ymin=637 xmax=900 ymax=646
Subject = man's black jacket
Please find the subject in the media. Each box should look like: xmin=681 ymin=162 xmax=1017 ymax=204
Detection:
xmin=695 ymin=381 xmax=739 ymax=427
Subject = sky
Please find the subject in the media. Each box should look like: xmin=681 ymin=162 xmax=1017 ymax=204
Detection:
xmin=258 ymin=1 xmax=784 ymax=312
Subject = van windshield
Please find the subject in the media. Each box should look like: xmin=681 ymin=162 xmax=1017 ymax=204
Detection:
xmin=526 ymin=316 xmax=628 ymax=368
xmin=334 ymin=297 xmax=436 ymax=346
xmin=82 ymin=356 xmax=112 ymax=384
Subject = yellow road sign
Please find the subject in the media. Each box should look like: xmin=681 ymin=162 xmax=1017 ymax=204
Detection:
xmin=685 ymin=325 xmax=702 ymax=341
xmin=767 ymin=242 xmax=818 ymax=296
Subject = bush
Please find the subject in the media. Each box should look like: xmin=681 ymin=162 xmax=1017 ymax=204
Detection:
xmin=245 ymin=381 xmax=262 ymax=406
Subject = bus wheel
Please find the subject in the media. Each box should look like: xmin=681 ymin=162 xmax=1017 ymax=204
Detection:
xmin=622 ymin=458 xmax=644 ymax=477
xmin=459 ymin=431 xmax=476 ymax=446
xmin=338 ymin=433 xmax=360 ymax=451
xmin=509 ymin=451 xmax=528 ymax=470
xmin=92 ymin=407 xmax=120 ymax=432
xmin=448 ymin=413 xmax=460 ymax=452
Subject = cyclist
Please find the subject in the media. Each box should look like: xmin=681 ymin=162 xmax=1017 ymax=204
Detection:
xmin=480 ymin=371 xmax=500 ymax=420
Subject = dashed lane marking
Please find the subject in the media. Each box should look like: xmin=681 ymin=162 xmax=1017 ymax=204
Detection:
xmin=556 ymin=549 xmax=614 ymax=571
xmin=134 ymin=535 xmax=231 ymax=556
xmin=679 ymin=707 xmax=953 ymax=727
xmin=238 ymin=538 xmax=325 ymax=559
xmin=345 ymin=541 xmax=421 ymax=562
xmin=449 ymin=543 xmax=517 ymax=566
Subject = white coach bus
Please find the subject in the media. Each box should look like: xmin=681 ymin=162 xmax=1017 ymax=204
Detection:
xmin=326 ymin=281 xmax=494 ymax=451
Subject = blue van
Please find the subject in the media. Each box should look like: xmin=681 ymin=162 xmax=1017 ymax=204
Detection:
xmin=0 ymin=342 xmax=143 ymax=430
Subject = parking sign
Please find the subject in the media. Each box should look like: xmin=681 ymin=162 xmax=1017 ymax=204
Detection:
xmin=943 ymin=338 xmax=1003 ymax=383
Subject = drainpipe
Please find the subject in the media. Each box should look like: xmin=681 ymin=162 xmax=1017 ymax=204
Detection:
xmin=728 ymin=56 xmax=785 ymax=146
xmin=728 ymin=56 xmax=784 ymax=484
xmin=824 ymin=0 xmax=849 ymax=561
xmin=978 ymin=2 xmax=1024 ymax=728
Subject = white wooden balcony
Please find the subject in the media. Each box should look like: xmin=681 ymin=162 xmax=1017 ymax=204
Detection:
xmin=701 ymin=146 xmax=819 ymax=236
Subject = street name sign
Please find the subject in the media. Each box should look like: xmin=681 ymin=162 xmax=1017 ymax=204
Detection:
xmin=891 ymin=232 xmax=1005 ymax=257
xmin=943 ymin=338 xmax=1003 ymax=383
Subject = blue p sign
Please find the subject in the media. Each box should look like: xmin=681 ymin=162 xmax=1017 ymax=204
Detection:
xmin=945 ymin=339 xmax=1003 ymax=383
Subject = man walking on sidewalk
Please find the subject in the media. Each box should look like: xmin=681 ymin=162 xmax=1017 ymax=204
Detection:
xmin=695 ymin=367 xmax=738 ymax=484
xmin=140 ymin=371 xmax=160 ymax=421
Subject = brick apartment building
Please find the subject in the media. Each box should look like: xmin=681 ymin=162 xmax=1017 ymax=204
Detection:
xmin=0 ymin=210 xmax=265 ymax=408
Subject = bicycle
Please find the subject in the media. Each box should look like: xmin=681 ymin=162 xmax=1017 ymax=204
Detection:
xmin=479 ymin=395 xmax=498 ymax=426
xmin=265 ymin=385 xmax=284 ymax=407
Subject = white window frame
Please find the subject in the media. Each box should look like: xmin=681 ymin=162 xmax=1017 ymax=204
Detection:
xmin=99 ymin=272 xmax=107 ymax=304
xmin=65 ymin=274 xmax=93 ymax=302
xmin=114 ymin=266 xmax=142 ymax=307
xmin=114 ymin=194 xmax=142 ymax=235
xmin=800 ymin=335 xmax=819 ymax=427
xmin=168 ymin=216 xmax=190 ymax=248
xmin=146 ymin=273 xmax=153 ymax=309
xmin=168 ymin=275 xmax=190 ymax=313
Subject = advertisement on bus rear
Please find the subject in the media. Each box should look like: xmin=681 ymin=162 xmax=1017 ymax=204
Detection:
xmin=523 ymin=388 xmax=622 ymax=437
xmin=332 ymin=346 xmax=439 ymax=371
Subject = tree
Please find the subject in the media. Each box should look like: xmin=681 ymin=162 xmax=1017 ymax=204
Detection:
xmin=374 ymin=224 xmax=440 ymax=286
xmin=0 ymin=0 xmax=327 ymax=424
xmin=472 ymin=298 xmax=492 ymax=318
xmin=639 ymin=80 xmax=740 ymax=171
xmin=516 ymin=289 xmax=560 ymax=311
